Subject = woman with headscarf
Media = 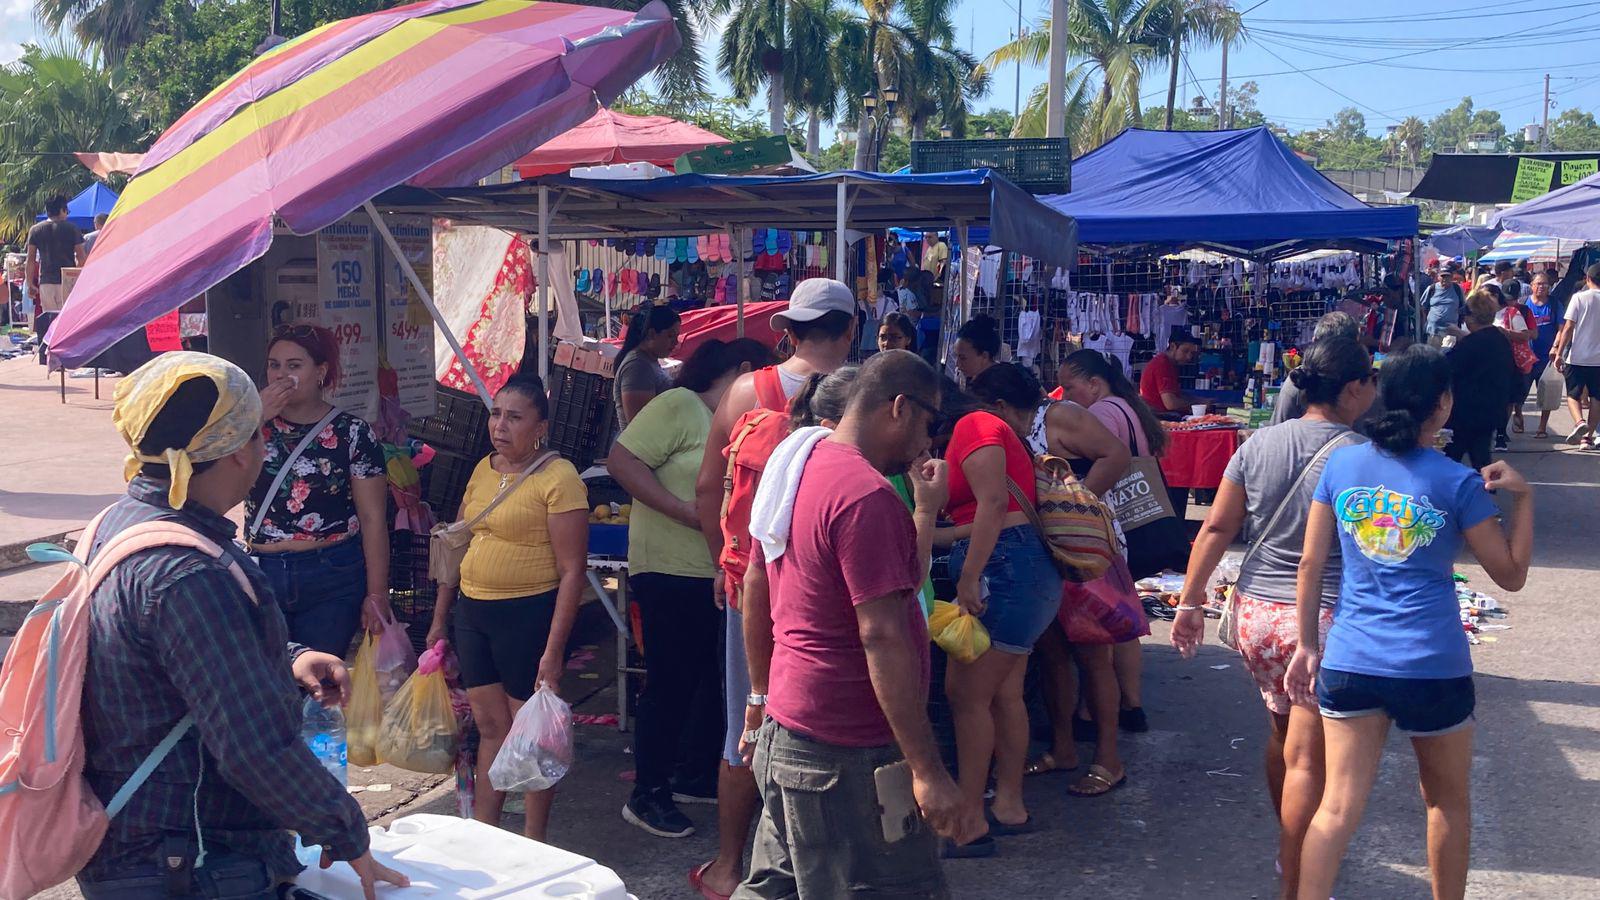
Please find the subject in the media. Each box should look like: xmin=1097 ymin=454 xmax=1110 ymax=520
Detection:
xmin=247 ymin=324 xmax=390 ymax=656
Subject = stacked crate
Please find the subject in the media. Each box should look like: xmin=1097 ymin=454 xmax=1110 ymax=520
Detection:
xmin=547 ymin=342 xmax=618 ymax=472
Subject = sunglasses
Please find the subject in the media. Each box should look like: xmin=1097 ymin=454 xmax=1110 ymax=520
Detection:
xmin=904 ymin=393 xmax=946 ymax=435
xmin=273 ymin=323 xmax=320 ymax=339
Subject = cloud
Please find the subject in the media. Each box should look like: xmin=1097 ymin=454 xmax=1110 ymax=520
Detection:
xmin=0 ymin=2 xmax=35 ymax=64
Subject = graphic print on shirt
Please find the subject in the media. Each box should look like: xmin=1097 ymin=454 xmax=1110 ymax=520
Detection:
xmin=1332 ymin=485 xmax=1447 ymax=565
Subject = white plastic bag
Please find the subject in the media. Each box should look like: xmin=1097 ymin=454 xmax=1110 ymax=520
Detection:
xmin=488 ymin=686 xmax=574 ymax=793
xmin=1536 ymin=363 xmax=1565 ymax=412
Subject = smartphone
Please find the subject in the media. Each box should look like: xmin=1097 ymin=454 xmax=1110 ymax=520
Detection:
xmin=873 ymin=759 xmax=917 ymax=844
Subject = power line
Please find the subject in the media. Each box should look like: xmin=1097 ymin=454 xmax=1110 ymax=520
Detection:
xmin=1250 ymin=40 xmax=1404 ymax=124
xmin=1250 ymin=0 xmax=1586 ymax=26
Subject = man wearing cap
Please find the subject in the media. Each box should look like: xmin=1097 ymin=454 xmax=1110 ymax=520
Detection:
xmin=689 ymin=278 xmax=858 ymax=898
xmin=1421 ymin=262 xmax=1466 ymax=346
xmin=77 ymin=352 xmax=407 ymax=900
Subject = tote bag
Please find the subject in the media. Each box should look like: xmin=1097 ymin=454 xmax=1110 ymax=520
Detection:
xmin=1104 ymin=403 xmax=1190 ymax=579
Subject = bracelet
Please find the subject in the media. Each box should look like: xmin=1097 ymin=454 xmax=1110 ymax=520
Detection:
xmin=1174 ymin=604 xmax=1207 ymax=611
xmin=747 ymin=692 xmax=768 ymax=706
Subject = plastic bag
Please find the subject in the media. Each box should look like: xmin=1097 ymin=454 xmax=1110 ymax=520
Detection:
xmin=928 ymin=600 xmax=991 ymax=664
xmin=346 ymin=634 xmax=385 ymax=767
xmin=373 ymin=615 xmax=417 ymax=702
xmin=1536 ymin=363 xmax=1565 ymax=412
xmin=488 ymin=686 xmax=574 ymax=793
xmin=376 ymin=641 xmax=459 ymax=774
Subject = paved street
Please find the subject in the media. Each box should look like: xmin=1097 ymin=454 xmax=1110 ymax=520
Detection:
xmin=7 ymin=352 xmax=1598 ymax=898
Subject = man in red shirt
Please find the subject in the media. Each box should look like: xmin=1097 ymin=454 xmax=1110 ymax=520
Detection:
xmin=1139 ymin=333 xmax=1200 ymax=413
xmin=736 ymin=350 xmax=971 ymax=898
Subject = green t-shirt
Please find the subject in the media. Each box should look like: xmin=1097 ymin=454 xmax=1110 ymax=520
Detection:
xmin=616 ymin=387 xmax=715 ymax=578
xmin=888 ymin=473 xmax=935 ymax=620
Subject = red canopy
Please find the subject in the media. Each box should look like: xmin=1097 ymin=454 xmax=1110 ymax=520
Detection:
xmin=604 ymin=301 xmax=789 ymax=362
xmin=514 ymin=108 xmax=728 ymax=178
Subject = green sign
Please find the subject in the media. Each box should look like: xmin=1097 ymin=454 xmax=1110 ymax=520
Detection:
xmin=1511 ymin=157 xmax=1557 ymax=202
xmin=676 ymin=135 xmax=793 ymax=176
xmin=1562 ymin=158 xmax=1598 ymax=185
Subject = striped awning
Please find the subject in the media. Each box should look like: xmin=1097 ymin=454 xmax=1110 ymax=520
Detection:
xmin=1477 ymin=231 xmax=1569 ymax=263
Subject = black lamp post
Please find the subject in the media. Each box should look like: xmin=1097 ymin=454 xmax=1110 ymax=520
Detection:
xmin=862 ymin=85 xmax=899 ymax=171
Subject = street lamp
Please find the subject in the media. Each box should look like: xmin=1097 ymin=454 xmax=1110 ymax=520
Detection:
xmin=862 ymin=85 xmax=898 ymax=171
xmin=984 ymin=127 xmax=997 ymax=139
xmin=940 ymin=124 xmax=954 ymax=139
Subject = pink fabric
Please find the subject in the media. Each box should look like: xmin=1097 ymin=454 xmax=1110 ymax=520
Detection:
xmin=513 ymin=108 xmax=729 ymax=177
xmin=602 ymin=300 xmax=790 ymax=362
xmin=432 ymin=224 xmax=532 ymax=395
xmin=763 ymin=441 xmax=927 ymax=747
xmin=1088 ymin=397 xmax=1152 ymax=457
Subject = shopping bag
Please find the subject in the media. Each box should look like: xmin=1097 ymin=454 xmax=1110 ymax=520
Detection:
xmin=346 ymin=635 xmax=385 ymax=767
xmin=376 ymin=641 xmax=460 ymax=775
xmin=1537 ymin=364 xmax=1565 ymax=412
xmin=1057 ymin=555 xmax=1151 ymax=645
xmin=928 ymin=600 xmax=992 ymax=664
xmin=373 ymin=615 xmax=417 ymax=703
xmin=488 ymin=686 xmax=574 ymax=793
xmin=1107 ymin=457 xmax=1191 ymax=579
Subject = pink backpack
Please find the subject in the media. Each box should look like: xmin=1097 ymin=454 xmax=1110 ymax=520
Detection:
xmin=0 ymin=510 xmax=259 ymax=899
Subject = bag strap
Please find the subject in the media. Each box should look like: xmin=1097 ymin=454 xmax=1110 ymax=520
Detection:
xmin=88 ymin=521 xmax=260 ymax=605
xmin=1006 ymin=476 xmax=1046 ymax=536
xmin=249 ymin=406 xmax=343 ymax=540
xmin=105 ymin=714 xmax=194 ymax=819
xmin=718 ymin=410 xmax=777 ymax=525
xmin=458 ymin=450 xmax=560 ymax=531
xmin=753 ymin=366 xmax=788 ymax=412
xmin=1241 ymin=430 xmax=1356 ymax=569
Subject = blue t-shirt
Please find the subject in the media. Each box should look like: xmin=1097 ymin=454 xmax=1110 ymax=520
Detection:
xmin=1525 ymin=298 xmax=1558 ymax=358
xmin=1314 ymin=443 xmax=1499 ymax=680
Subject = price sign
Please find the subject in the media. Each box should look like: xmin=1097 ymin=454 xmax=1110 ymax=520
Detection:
xmin=316 ymin=219 xmax=379 ymax=420
xmin=1562 ymin=158 xmax=1597 ymax=186
xmin=379 ymin=214 xmax=437 ymax=418
xmin=1511 ymin=157 xmax=1557 ymax=202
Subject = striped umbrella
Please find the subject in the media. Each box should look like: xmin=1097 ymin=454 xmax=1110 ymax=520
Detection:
xmin=1477 ymin=232 xmax=1569 ymax=264
xmin=47 ymin=0 xmax=680 ymax=369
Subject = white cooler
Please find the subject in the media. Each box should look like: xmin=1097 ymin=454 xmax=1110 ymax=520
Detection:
xmin=293 ymin=814 xmax=633 ymax=899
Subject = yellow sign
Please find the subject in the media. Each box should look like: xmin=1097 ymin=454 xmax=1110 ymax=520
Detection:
xmin=1561 ymin=158 xmax=1598 ymax=185
xmin=1511 ymin=158 xmax=1557 ymax=202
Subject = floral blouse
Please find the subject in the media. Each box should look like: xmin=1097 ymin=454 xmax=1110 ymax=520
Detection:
xmin=246 ymin=411 xmax=386 ymax=544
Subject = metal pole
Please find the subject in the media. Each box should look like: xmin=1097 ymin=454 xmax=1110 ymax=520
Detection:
xmin=1542 ymin=73 xmax=1552 ymax=151
xmin=835 ymin=181 xmax=848 ymax=283
xmin=735 ymin=226 xmax=749 ymax=338
xmin=537 ymin=185 xmax=551 ymax=383
xmin=362 ymin=200 xmax=493 ymax=407
xmin=1013 ymin=4 xmax=1022 ymax=120
xmin=1046 ymin=0 xmax=1067 ymax=138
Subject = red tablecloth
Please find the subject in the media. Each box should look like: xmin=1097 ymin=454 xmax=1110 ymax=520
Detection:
xmin=1159 ymin=428 xmax=1242 ymax=489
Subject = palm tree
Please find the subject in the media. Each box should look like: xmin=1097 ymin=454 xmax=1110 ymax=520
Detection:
xmin=0 ymin=45 xmax=151 ymax=241
xmin=716 ymin=0 xmax=818 ymax=135
xmin=33 ymin=0 xmax=163 ymax=64
xmin=582 ymin=0 xmax=718 ymax=106
xmin=787 ymin=0 xmax=849 ymax=153
xmin=982 ymin=0 xmax=1169 ymax=150
xmin=1159 ymin=0 xmax=1241 ymax=131
xmin=1389 ymin=115 xmax=1425 ymax=166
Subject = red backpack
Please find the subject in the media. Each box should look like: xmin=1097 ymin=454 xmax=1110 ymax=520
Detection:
xmin=718 ymin=367 xmax=791 ymax=610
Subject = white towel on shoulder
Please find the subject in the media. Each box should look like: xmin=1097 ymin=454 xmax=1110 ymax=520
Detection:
xmin=749 ymin=426 xmax=832 ymax=564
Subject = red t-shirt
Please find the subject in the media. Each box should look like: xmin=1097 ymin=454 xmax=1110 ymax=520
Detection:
xmin=763 ymin=440 xmax=928 ymax=747
xmin=1139 ymin=352 xmax=1181 ymax=412
xmin=944 ymin=411 xmax=1035 ymax=526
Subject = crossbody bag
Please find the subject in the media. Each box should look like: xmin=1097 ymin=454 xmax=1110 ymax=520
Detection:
xmin=247 ymin=407 xmax=343 ymax=542
xmin=428 ymin=450 xmax=560 ymax=587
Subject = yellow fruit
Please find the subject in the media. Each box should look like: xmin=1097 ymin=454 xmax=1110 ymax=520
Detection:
xmin=593 ymin=505 xmax=609 ymax=520
xmin=618 ymin=504 xmax=632 ymax=516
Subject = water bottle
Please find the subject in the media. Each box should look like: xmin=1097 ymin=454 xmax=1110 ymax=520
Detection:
xmin=296 ymin=696 xmax=347 ymax=866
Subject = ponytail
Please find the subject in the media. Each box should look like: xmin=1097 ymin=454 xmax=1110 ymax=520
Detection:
xmin=1061 ymin=349 xmax=1167 ymax=456
xmin=790 ymin=366 xmax=860 ymax=428
xmin=1367 ymin=345 xmax=1452 ymax=455
xmin=1289 ymin=337 xmax=1371 ymax=408
xmin=617 ymin=303 xmax=681 ymax=371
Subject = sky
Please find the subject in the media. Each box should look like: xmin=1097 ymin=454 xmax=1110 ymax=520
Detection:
xmin=4 ymin=0 xmax=1599 ymax=138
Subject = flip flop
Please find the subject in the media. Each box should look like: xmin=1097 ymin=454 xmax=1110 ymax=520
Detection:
xmin=1024 ymin=751 xmax=1073 ymax=777
xmin=1067 ymin=764 xmax=1127 ymax=797
xmin=939 ymin=835 xmax=997 ymax=859
xmin=1535 ymin=430 xmax=1550 ymax=439
xmin=688 ymin=861 xmax=731 ymax=900
xmin=985 ymin=808 xmax=1035 ymax=836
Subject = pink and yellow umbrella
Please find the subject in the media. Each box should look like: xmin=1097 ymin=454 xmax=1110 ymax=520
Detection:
xmin=47 ymin=0 xmax=680 ymax=369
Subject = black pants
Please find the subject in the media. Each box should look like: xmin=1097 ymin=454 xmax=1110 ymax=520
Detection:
xmin=1446 ymin=426 xmax=1495 ymax=470
xmin=630 ymin=572 xmax=723 ymax=798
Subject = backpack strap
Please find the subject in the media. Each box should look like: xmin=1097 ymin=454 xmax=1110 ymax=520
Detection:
xmin=720 ymin=410 xmax=777 ymax=524
xmin=104 ymin=714 xmax=194 ymax=819
xmin=753 ymin=366 xmax=787 ymax=412
xmin=87 ymin=522 xmax=260 ymax=606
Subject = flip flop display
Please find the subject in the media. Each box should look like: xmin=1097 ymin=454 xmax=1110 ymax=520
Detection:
xmin=574 ymin=268 xmax=590 ymax=293
xmin=776 ymin=229 xmax=792 ymax=254
xmin=697 ymin=235 xmax=710 ymax=261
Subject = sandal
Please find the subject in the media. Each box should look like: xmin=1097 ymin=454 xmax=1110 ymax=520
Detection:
xmin=689 ymin=861 xmax=732 ymax=900
xmin=940 ymin=835 xmax=998 ymax=859
xmin=1025 ymin=751 xmax=1074 ymax=776
xmin=1067 ymin=764 xmax=1127 ymax=797
xmin=985 ymin=808 xmax=1035 ymax=836
xmin=1535 ymin=430 xmax=1549 ymax=439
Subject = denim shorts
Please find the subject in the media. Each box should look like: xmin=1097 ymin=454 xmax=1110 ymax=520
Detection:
xmin=253 ymin=538 xmax=366 ymax=656
xmin=1316 ymin=667 xmax=1476 ymax=736
xmin=949 ymin=525 xmax=1064 ymax=655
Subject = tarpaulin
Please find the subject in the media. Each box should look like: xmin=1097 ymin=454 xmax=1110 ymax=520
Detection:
xmin=603 ymin=301 xmax=789 ymax=362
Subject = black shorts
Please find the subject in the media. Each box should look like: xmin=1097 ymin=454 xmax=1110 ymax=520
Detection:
xmin=454 ymin=589 xmax=562 ymax=700
xmin=1566 ymin=364 xmax=1600 ymax=400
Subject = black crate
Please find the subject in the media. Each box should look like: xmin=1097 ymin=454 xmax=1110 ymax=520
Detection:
xmin=407 ymin=385 xmax=492 ymax=455
xmin=421 ymin=448 xmax=479 ymax=521
xmin=548 ymin=364 xmax=616 ymax=471
xmin=910 ymin=138 xmax=1071 ymax=194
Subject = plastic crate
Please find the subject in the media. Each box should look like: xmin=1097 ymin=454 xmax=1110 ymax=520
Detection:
xmin=407 ymin=385 xmax=492 ymax=455
xmin=548 ymin=364 xmax=617 ymax=471
xmin=910 ymin=138 xmax=1071 ymax=194
xmin=421 ymin=448 xmax=479 ymax=521
xmin=588 ymin=523 xmax=628 ymax=557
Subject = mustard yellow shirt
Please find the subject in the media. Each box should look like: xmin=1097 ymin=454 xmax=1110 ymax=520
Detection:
xmin=458 ymin=455 xmax=589 ymax=600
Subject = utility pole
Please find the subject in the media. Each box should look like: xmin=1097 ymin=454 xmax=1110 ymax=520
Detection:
xmin=1219 ymin=40 xmax=1230 ymax=130
xmin=1046 ymin=0 xmax=1067 ymax=138
xmin=1013 ymin=4 xmax=1023 ymax=120
xmin=1542 ymin=73 xmax=1552 ymax=150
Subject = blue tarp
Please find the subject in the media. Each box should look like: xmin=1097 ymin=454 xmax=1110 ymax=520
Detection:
xmin=1427 ymin=224 xmax=1500 ymax=257
xmin=1035 ymin=128 xmax=1417 ymax=257
xmin=36 ymin=182 xmax=118 ymax=230
xmin=1492 ymin=172 xmax=1600 ymax=242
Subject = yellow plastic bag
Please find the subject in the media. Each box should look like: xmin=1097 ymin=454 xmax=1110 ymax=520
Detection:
xmin=346 ymin=635 xmax=384 ymax=767
xmin=928 ymin=600 xmax=991 ymax=664
xmin=375 ymin=649 xmax=459 ymax=775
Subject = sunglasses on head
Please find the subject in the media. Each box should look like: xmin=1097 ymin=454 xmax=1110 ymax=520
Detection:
xmin=274 ymin=324 xmax=319 ymax=339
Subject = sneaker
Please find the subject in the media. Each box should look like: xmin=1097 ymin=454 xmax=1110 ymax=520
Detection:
xmin=669 ymin=777 xmax=718 ymax=805
xmin=1494 ymin=435 xmax=1510 ymax=452
xmin=1567 ymin=423 xmax=1592 ymax=445
xmin=623 ymin=791 xmax=695 ymax=838
xmin=1583 ymin=437 xmax=1600 ymax=453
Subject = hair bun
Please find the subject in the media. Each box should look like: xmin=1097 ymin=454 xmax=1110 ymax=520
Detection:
xmin=1288 ymin=367 xmax=1317 ymax=390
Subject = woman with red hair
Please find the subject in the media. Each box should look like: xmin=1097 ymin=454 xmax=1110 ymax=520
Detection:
xmin=247 ymin=323 xmax=392 ymax=654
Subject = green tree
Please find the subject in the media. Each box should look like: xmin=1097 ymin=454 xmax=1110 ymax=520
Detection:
xmin=612 ymin=88 xmax=771 ymax=143
xmin=1158 ymin=0 xmax=1241 ymax=131
xmin=1139 ymin=103 xmax=1206 ymax=130
xmin=716 ymin=0 xmax=839 ymax=135
xmin=966 ymin=107 xmax=1016 ymax=138
xmin=1425 ymin=97 xmax=1504 ymax=154
xmin=579 ymin=0 xmax=717 ymax=105
xmin=1225 ymin=79 xmax=1264 ymax=128
xmin=1328 ymin=107 xmax=1367 ymax=143
xmin=0 ymin=44 xmax=152 ymax=242
xmin=33 ymin=0 xmax=163 ymax=64
xmin=1550 ymin=108 xmax=1600 ymax=152
xmin=1388 ymin=115 xmax=1425 ymax=165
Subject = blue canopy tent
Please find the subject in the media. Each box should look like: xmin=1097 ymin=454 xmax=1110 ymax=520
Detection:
xmin=1427 ymin=223 xmax=1500 ymax=258
xmin=36 ymin=182 xmax=118 ymax=231
xmin=1034 ymin=128 xmax=1418 ymax=261
xmin=1492 ymin=171 xmax=1600 ymax=242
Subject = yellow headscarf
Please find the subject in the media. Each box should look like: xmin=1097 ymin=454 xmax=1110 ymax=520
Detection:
xmin=113 ymin=351 xmax=262 ymax=509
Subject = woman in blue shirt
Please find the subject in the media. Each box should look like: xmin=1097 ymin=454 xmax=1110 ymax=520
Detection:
xmin=1285 ymin=345 xmax=1533 ymax=900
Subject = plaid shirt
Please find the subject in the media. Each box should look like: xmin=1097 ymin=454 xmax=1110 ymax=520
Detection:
xmin=80 ymin=475 xmax=369 ymax=882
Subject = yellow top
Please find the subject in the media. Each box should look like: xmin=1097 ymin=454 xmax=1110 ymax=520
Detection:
xmin=458 ymin=455 xmax=589 ymax=600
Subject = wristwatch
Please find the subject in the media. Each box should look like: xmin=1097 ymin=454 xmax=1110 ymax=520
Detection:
xmin=746 ymin=692 xmax=768 ymax=707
